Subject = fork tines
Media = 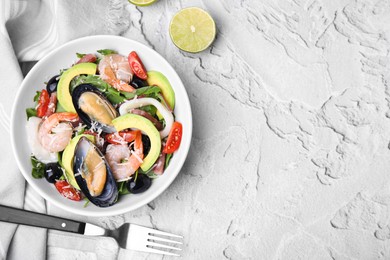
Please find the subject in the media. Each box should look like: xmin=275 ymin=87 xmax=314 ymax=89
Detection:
xmin=128 ymin=224 xmax=183 ymax=257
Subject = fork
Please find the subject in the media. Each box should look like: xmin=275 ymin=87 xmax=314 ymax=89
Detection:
xmin=0 ymin=205 xmax=183 ymax=256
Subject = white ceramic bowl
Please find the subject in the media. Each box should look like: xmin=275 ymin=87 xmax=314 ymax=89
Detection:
xmin=11 ymin=35 xmax=192 ymax=217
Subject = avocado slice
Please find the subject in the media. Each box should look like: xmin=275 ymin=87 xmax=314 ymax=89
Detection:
xmin=112 ymin=114 xmax=161 ymax=171
xmin=62 ymin=134 xmax=95 ymax=189
xmin=147 ymin=71 xmax=175 ymax=109
xmin=57 ymin=63 xmax=97 ymax=112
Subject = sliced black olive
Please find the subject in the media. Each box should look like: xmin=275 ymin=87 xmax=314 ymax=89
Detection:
xmin=44 ymin=163 xmax=63 ymax=183
xmin=142 ymin=134 xmax=151 ymax=156
xmin=130 ymin=75 xmax=148 ymax=89
xmin=126 ymin=174 xmax=151 ymax=194
xmin=46 ymin=75 xmax=60 ymax=94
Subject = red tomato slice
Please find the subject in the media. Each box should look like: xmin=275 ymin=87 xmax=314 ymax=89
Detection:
xmin=55 ymin=180 xmax=81 ymax=201
xmin=44 ymin=92 xmax=57 ymax=117
xmin=128 ymin=51 xmax=147 ymax=80
xmin=163 ymin=122 xmax=183 ymax=154
xmin=36 ymin=89 xmax=50 ymax=117
xmin=105 ymin=130 xmax=140 ymax=145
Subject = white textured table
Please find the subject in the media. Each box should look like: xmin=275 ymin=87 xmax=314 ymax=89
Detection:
xmin=44 ymin=1 xmax=390 ymax=259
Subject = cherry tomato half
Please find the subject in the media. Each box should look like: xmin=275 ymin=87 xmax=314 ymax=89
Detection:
xmin=128 ymin=51 xmax=147 ymax=80
xmin=54 ymin=180 xmax=81 ymax=201
xmin=163 ymin=122 xmax=183 ymax=154
xmin=36 ymin=89 xmax=50 ymax=117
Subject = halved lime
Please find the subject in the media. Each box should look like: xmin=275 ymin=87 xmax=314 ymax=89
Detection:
xmin=128 ymin=0 xmax=157 ymax=6
xmin=169 ymin=7 xmax=216 ymax=53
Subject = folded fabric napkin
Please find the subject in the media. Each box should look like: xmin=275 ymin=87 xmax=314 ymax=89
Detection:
xmin=0 ymin=0 xmax=130 ymax=259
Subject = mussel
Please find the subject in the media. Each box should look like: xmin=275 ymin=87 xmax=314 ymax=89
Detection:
xmin=73 ymin=137 xmax=118 ymax=207
xmin=72 ymin=84 xmax=118 ymax=133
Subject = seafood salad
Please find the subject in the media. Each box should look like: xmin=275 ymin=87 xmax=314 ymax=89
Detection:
xmin=26 ymin=49 xmax=183 ymax=207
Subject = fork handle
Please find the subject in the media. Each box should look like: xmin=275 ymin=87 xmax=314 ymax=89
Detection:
xmin=0 ymin=205 xmax=86 ymax=234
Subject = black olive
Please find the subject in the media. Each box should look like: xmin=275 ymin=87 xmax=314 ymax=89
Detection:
xmin=130 ymin=75 xmax=147 ymax=89
xmin=142 ymin=135 xmax=151 ymax=156
xmin=46 ymin=74 xmax=60 ymax=94
xmin=44 ymin=163 xmax=63 ymax=183
xmin=126 ymin=174 xmax=151 ymax=194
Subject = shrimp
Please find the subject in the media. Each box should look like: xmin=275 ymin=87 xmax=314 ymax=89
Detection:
xmin=38 ymin=112 xmax=79 ymax=152
xmin=105 ymin=131 xmax=144 ymax=181
xmin=98 ymin=54 xmax=135 ymax=93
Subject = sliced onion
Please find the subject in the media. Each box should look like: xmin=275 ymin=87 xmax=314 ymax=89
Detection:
xmin=119 ymin=98 xmax=173 ymax=138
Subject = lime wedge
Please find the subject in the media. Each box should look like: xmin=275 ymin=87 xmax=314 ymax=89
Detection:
xmin=128 ymin=0 xmax=157 ymax=6
xmin=169 ymin=7 xmax=216 ymax=53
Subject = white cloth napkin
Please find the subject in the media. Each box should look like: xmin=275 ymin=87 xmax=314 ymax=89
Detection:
xmin=0 ymin=0 xmax=129 ymax=259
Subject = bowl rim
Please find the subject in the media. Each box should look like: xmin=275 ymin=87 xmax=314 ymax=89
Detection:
xmin=10 ymin=35 xmax=192 ymax=217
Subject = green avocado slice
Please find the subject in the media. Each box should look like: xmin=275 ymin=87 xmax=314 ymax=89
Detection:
xmin=62 ymin=134 xmax=95 ymax=189
xmin=112 ymin=114 xmax=161 ymax=171
xmin=57 ymin=63 xmax=97 ymax=112
xmin=147 ymin=71 xmax=175 ymax=109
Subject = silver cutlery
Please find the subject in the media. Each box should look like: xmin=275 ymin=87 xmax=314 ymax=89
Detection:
xmin=0 ymin=205 xmax=183 ymax=256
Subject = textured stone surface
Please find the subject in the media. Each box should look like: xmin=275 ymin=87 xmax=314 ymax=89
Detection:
xmin=48 ymin=0 xmax=390 ymax=259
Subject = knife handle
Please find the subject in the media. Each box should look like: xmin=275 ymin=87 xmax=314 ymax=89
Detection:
xmin=0 ymin=204 xmax=85 ymax=234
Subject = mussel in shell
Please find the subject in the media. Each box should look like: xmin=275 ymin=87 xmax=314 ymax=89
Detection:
xmin=72 ymin=84 xmax=118 ymax=133
xmin=73 ymin=137 xmax=118 ymax=207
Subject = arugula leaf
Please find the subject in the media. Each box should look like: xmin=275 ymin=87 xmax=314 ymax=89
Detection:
xmin=26 ymin=108 xmax=37 ymax=119
xmin=106 ymin=87 xmax=126 ymax=104
xmin=72 ymin=75 xmax=109 ymax=92
xmin=97 ymin=49 xmax=117 ymax=55
xmin=145 ymin=171 xmax=159 ymax=179
xmin=165 ymin=153 xmax=173 ymax=168
xmin=31 ymin=156 xmax=45 ymax=179
xmin=139 ymin=105 xmax=157 ymax=116
xmin=33 ymin=91 xmax=41 ymax=102
xmin=72 ymin=75 xmax=127 ymax=104
xmin=118 ymin=181 xmax=130 ymax=195
xmin=76 ymin=53 xmax=86 ymax=58
xmin=121 ymin=86 xmax=161 ymax=100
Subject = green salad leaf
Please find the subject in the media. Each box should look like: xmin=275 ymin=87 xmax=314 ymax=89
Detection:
xmin=121 ymin=86 xmax=161 ymax=100
xmin=105 ymin=87 xmax=126 ymax=104
xmin=165 ymin=153 xmax=173 ymax=168
xmin=97 ymin=49 xmax=117 ymax=55
xmin=76 ymin=53 xmax=86 ymax=58
xmin=118 ymin=181 xmax=130 ymax=195
xmin=26 ymin=108 xmax=37 ymax=119
xmin=139 ymin=105 xmax=157 ymax=117
xmin=71 ymin=75 xmax=109 ymax=92
xmin=33 ymin=91 xmax=41 ymax=102
xmin=145 ymin=171 xmax=159 ymax=179
xmin=70 ymin=75 xmax=163 ymax=107
xmin=31 ymin=156 xmax=45 ymax=179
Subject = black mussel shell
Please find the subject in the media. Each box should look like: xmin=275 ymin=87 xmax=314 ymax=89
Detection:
xmin=44 ymin=162 xmax=63 ymax=183
xmin=72 ymin=84 xmax=118 ymax=133
xmin=73 ymin=137 xmax=118 ymax=207
xmin=46 ymin=75 xmax=60 ymax=94
xmin=130 ymin=75 xmax=148 ymax=89
xmin=126 ymin=174 xmax=151 ymax=194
